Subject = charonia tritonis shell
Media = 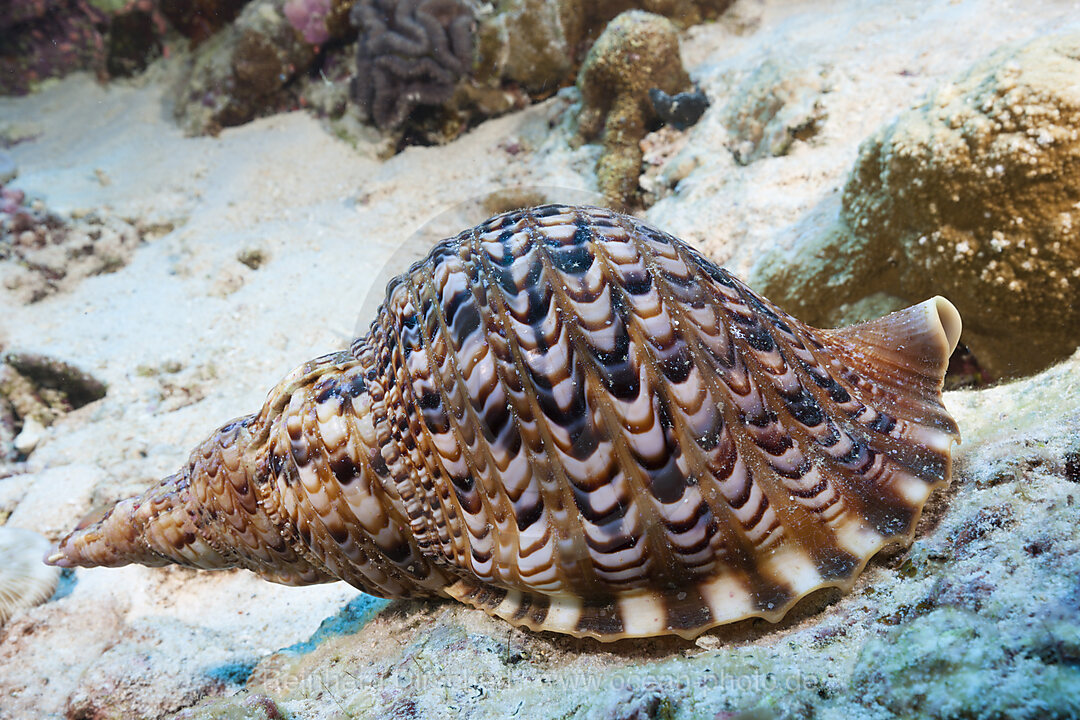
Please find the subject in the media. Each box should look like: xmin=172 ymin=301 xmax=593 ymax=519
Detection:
xmin=47 ymin=204 xmax=962 ymax=641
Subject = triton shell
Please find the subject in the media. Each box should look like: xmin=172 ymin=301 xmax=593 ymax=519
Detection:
xmin=48 ymin=205 xmax=962 ymax=640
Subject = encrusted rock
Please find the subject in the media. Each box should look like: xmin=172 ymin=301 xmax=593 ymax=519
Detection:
xmin=844 ymin=33 xmax=1080 ymax=376
xmin=475 ymin=0 xmax=732 ymax=98
xmin=575 ymin=10 xmax=690 ymax=207
xmin=752 ymin=33 xmax=1080 ymax=378
xmin=174 ymin=0 xmax=316 ymax=136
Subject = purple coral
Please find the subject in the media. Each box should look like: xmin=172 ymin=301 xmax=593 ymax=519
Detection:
xmin=284 ymin=0 xmax=332 ymax=45
xmin=349 ymin=0 xmax=475 ymax=130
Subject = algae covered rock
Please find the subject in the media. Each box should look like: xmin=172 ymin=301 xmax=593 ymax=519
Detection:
xmin=853 ymin=607 xmax=1080 ymax=720
xmin=575 ymin=10 xmax=691 ymax=207
xmin=0 ymin=0 xmax=109 ymax=95
xmin=165 ymin=0 xmax=735 ymax=141
xmin=473 ymin=0 xmax=580 ymax=96
xmin=475 ymin=0 xmax=731 ymax=98
xmin=753 ymin=32 xmax=1080 ymax=378
xmin=843 ymin=32 xmax=1080 ymax=377
xmin=174 ymin=0 xmax=316 ymax=135
xmin=159 ymin=0 xmax=252 ymax=44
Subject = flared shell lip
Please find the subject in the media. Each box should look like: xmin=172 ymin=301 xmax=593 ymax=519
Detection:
xmin=484 ymin=510 xmax=951 ymax=643
xmin=930 ymin=296 xmax=963 ymax=355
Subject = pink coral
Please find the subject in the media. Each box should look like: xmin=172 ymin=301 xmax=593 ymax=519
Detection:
xmin=284 ymin=0 xmax=332 ymax=45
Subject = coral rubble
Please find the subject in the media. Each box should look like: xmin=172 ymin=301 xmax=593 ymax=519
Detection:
xmin=575 ymin=10 xmax=691 ymax=207
xmin=0 ymin=189 xmax=146 ymax=303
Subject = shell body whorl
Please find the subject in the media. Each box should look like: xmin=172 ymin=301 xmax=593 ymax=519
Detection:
xmin=50 ymin=205 xmax=961 ymax=640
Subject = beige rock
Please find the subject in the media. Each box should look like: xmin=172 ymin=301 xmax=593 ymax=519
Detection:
xmin=753 ymin=32 xmax=1080 ymax=378
xmin=720 ymin=56 xmax=827 ymax=165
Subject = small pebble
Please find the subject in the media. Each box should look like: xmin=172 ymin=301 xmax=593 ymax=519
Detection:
xmin=237 ymin=247 xmax=268 ymax=270
xmin=13 ymin=417 xmax=44 ymax=455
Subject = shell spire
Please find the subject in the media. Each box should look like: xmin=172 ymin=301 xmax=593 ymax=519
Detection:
xmin=48 ymin=205 xmax=961 ymax=640
xmin=49 ymin=351 xmax=452 ymax=597
xmin=46 ymin=412 xmax=338 ymax=586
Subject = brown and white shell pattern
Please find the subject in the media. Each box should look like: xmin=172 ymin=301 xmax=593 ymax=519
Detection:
xmin=49 ymin=204 xmax=962 ymax=640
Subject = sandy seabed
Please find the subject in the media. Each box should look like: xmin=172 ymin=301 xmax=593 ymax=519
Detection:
xmin=1 ymin=0 xmax=1078 ymax=718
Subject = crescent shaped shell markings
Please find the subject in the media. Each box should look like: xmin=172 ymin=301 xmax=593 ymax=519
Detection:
xmin=48 ymin=204 xmax=961 ymax=641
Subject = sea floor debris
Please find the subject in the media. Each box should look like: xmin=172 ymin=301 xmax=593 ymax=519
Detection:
xmin=0 ymin=352 xmax=106 ymax=459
